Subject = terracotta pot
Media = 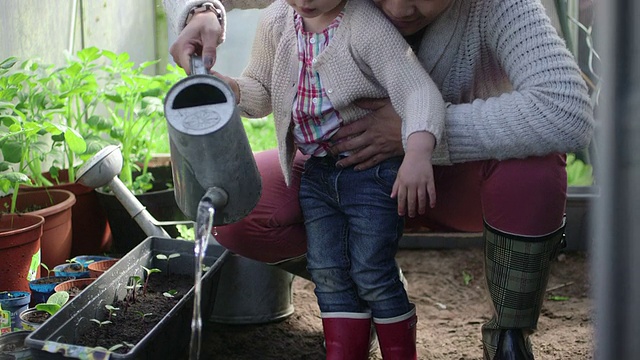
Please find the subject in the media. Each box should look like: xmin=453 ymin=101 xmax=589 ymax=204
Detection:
xmin=0 ymin=214 xmax=44 ymax=292
xmin=88 ymin=259 xmax=119 ymax=278
xmin=54 ymin=278 xmax=96 ymax=299
xmin=0 ymin=189 xmax=76 ymax=268
xmin=21 ymin=169 xmax=113 ymax=257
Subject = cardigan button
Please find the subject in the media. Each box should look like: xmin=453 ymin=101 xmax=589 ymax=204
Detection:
xmin=327 ymin=89 xmax=333 ymax=94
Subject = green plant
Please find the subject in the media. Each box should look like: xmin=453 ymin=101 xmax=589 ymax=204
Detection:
xmin=566 ymin=153 xmax=593 ymax=186
xmin=141 ymin=266 xmax=161 ymax=296
xmin=40 ymin=263 xmax=53 ymax=277
xmin=105 ymin=304 xmax=120 ymax=321
xmin=156 ymin=253 xmax=180 ymax=274
xmin=97 ymin=51 xmax=184 ymax=193
xmin=0 ymin=57 xmax=87 ymax=211
xmin=243 ymin=114 xmax=277 ymax=152
xmin=35 ymin=290 xmax=69 ymax=315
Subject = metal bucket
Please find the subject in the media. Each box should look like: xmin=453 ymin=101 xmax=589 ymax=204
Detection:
xmin=208 ymin=251 xmax=295 ymax=324
xmin=164 ymin=56 xmax=261 ymax=224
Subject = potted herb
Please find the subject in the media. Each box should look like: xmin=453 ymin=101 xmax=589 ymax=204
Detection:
xmin=19 ymin=290 xmax=69 ymax=331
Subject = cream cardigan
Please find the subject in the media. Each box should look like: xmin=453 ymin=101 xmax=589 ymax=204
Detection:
xmin=232 ymin=0 xmax=445 ymax=184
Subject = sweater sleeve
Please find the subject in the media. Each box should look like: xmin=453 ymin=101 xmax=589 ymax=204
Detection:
xmin=352 ymin=7 xmax=445 ymax=151
xmin=444 ymin=0 xmax=594 ymax=163
xmin=231 ymin=3 xmax=284 ymax=118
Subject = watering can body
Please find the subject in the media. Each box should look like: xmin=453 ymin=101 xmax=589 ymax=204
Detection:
xmin=164 ymin=58 xmax=261 ymax=224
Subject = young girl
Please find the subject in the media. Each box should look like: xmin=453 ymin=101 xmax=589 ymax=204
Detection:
xmin=211 ymin=0 xmax=444 ymax=357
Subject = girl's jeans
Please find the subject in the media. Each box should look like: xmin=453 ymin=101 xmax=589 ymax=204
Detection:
xmin=299 ymin=155 xmax=411 ymax=319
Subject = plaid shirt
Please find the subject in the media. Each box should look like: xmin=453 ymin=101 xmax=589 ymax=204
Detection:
xmin=292 ymin=12 xmax=344 ymax=157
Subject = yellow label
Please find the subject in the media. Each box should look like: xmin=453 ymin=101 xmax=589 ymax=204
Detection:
xmin=0 ymin=309 xmax=10 ymax=332
xmin=28 ymin=249 xmax=41 ymax=281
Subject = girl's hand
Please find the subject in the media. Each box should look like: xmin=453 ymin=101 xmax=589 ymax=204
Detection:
xmin=391 ymin=132 xmax=437 ymax=217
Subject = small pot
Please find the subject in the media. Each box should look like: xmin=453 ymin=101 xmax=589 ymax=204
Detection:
xmin=0 ymin=291 xmax=31 ymax=332
xmin=28 ymin=276 xmax=75 ymax=305
xmin=19 ymin=308 xmax=50 ymax=331
xmin=70 ymin=255 xmax=114 ymax=268
xmin=88 ymin=259 xmax=119 ymax=278
xmin=53 ymin=262 xmax=90 ymax=279
xmin=0 ymin=330 xmax=32 ymax=359
xmin=54 ymin=278 xmax=96 ymax=299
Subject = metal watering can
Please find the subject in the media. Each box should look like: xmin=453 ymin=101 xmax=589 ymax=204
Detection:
xmin=163 ymin=56 xmax=261 ymax=223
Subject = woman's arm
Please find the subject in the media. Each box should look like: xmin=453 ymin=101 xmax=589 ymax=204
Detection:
xmin=164 ymin=0 xmax=273 ymax=73
xmin=442 ymin=0 xmax=594 ymax=163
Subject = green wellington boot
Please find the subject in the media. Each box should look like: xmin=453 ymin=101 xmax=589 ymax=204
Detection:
xmin=481 ymin=220 xmax=566 ymax=360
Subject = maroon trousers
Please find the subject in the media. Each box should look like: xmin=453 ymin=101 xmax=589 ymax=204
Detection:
xmin=214 ymin=149 xmax=567 ymax=263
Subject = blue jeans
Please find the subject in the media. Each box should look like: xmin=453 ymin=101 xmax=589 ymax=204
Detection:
xmin=299 ymin=155 xmax=411 ymax=319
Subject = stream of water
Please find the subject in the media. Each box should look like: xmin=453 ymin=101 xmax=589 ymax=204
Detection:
xmin=189 ymin=202 xmax=215 ymax=360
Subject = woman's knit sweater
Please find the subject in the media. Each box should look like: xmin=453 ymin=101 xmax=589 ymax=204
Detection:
xmin=164 ymin=0 xmax=594 ymax=164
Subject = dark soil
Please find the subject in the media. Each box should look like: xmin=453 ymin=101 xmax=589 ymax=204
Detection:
xmin=22 ymin=310 xmax=50 ymax=324
xmin=76 ymin=273 xmax=193 ymax=353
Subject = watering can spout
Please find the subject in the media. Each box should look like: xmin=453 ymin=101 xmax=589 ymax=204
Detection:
xmin=164 ymin=57 xmax=261 ymax=224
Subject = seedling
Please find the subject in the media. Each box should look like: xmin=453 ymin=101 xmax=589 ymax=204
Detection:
xmin=35 ymin=291 xmax=70 ymax=316
xmin=125 ymin=275 xmax=142 ymax=304
xmin=163 ymin=289 xmax=178 ymax=298
xmin=156 ymin=253 xmax=180 ymax=274
xmin=90 ymin=319 xmax=112 ymax=328
xmin=105 ymin=305 xmax=120 ymax=321
xmin=462 ymin=271 xmax=473 ymax=286
xmin=135 ymin=311 xmax=154 ymax=323
xmin=40 ymin=263 xmax=54 ymax=277
xmin=141 ymin=266 xmax=161 ymax=296
xmin=94 ymin=343 xmax=125 ymax=352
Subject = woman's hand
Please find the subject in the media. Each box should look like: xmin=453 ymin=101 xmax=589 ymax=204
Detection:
xmin=169 ymin=11 xmax=223 ymax=74
xmin=329 ymin=98 xmax=404 ymax=171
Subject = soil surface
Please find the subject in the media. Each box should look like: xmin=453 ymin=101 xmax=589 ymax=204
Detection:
xmin=77 ymin=273 xmax=193 ymax=352
xmin=199 ymin=247 xmax=593 ymax=359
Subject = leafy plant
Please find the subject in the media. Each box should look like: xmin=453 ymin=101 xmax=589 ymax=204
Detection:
xmin=35 ymin=290 xmax=70 ymax=316
xmin=0 ymin=56 xmax=87 ymax=189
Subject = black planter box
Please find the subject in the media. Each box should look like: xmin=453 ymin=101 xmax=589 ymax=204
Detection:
xmin=25 ymin=237 xmax=230 ymax=359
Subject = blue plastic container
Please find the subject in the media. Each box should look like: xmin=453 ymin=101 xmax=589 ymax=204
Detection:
xmin=53 ymin=263 xmax=90 ymax=279
xmin=28 ymin=276 xmax=75 ymax=305
xmin=0 ymin=291 xmax=31 ymax=332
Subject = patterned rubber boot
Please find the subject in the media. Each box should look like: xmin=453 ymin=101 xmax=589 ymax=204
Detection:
xmin=482 ymin=220 xmax=566 ymax=360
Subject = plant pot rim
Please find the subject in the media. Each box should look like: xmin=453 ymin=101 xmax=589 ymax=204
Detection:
xmin=0 ymin=213 xmax=45 ymax=236
xmin=17 ymin=189 xmax=77 ymax=216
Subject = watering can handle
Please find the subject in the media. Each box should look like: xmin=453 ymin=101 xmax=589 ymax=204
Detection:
xmin=191 ymin=55 xmax=208 ymax=76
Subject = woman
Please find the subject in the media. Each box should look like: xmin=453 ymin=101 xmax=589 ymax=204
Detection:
xmin=163 ymin=0 xmax=594 ymax=358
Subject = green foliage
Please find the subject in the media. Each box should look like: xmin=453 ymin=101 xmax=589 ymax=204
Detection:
xmin=242 ymin=115 xmax=276 ymax=152
xmin=566 ymin=153 xmax=593 ymax=186
xmin=35 ymin=290 xmax=70 ymax=316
